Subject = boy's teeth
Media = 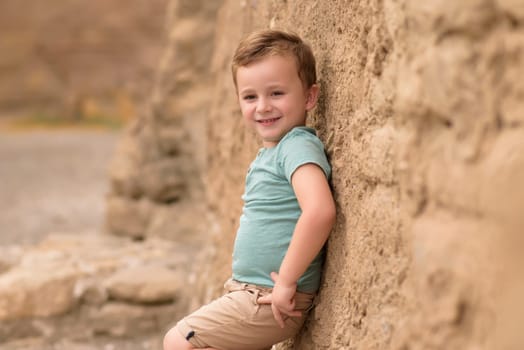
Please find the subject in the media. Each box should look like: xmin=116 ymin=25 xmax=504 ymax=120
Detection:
xmin=259 ymin=117 xmax=279 ymax=123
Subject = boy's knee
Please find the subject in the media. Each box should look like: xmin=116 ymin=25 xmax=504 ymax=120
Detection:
xmin=163 ymin=327 xmax=193 ymax=350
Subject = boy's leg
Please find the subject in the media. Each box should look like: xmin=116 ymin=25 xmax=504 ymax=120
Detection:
xmin=163 ymin=327 xmax=218 ymax=350
xmin=165 ymin=279 xmax=314 ymax=350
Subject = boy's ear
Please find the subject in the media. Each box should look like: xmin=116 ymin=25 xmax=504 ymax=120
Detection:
xmin=305 ymin=84 xmax=320 ymax=111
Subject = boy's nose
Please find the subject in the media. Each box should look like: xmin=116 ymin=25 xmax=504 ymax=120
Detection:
xmin=256 ymin=98 xmax=272 ymax=113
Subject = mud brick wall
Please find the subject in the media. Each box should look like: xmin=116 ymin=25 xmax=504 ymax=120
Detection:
xmin=204 ymin=1 xmax=524 ymax=349
xmin=106 ymin=0 xmax=524 ymax=348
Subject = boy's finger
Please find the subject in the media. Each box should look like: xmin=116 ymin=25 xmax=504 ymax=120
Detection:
xmin=285 ymin=309 xmax=302 ymax=318
xmin=270 ymin=271 xmax=279 ymax=282
xmin=257 ymin=294 xmax=272 ymax=304
xmin=271 ymin=304 xmax=285 ymax=328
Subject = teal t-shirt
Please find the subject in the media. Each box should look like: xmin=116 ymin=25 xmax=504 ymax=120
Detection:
xmin=232 ymin=126 xmax=331 ymax=293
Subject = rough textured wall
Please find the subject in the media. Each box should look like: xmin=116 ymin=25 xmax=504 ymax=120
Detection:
xmin=206 ymin=1 xmax=404 ymax=348
xmin=106 ymin=0 xmax=222 ymax=243
xmin=393 ymin=2 xmax=524 ymax=349
xmin=204 ymin=0 xmax=524 ymax=349
xmin=0 ymin=0 xmax=167 ymax=120
xmin=103 ymin=0 xmax=524 ymax=348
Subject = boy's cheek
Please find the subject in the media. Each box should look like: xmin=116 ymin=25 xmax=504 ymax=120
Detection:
xmin=241 ymin=114 xmax=255 ymax=128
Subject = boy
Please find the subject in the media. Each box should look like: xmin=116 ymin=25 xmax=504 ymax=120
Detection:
xmin=163 ymin=29 xmax=336 ymax=350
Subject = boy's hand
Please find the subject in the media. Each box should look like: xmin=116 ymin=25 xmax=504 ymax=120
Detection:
xmin=257 ymin=272 xmax=302 ymax=328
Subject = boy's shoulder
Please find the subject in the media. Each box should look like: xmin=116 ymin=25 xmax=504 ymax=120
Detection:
xmin=275 ymin=126 xmax=331 ymax=180
xmin=275 ymin=126 xmax=325 ymax=153
xmin=278 ymin=126 xmax=320 ymax=146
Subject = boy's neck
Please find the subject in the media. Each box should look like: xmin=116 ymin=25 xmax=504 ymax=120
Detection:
xmin=261 ymin=125 xmax=308 ymax=149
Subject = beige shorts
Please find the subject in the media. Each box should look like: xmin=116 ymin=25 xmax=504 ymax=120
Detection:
xmin=175 ymin=279 xmax=315 ymax=350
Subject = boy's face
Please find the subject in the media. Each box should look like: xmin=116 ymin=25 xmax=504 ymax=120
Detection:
xmin=236 ymin=54 xmax=318 ymax=148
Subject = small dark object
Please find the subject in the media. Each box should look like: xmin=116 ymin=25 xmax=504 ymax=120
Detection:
xmin=186 ymin=331 xmax=195 ymax=341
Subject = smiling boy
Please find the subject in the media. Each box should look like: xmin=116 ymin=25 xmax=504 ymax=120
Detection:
xmin=163 ymin=29 xmax=336 ymax=350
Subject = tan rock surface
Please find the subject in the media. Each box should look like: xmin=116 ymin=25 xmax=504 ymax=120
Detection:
xmin=201 ymin=1 xmax=524 ymax=349
xmin=105 ymin=265 xmax=180 ymax=304
xmin=0 ymin=234 xmax=189 ymax=344
xmin=0 ymin=265 xmax=78 ymax=321
xmin=106 ymin=0 xmax=524 ymax=348
xmin=106 ymin=0 xmax=223 ymax=240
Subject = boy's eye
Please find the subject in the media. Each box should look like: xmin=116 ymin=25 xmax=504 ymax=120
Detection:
xmin=271 ymin=91 xmax=284 ymax=96
xmin=243 ymin=95 xmax=256 ymax=101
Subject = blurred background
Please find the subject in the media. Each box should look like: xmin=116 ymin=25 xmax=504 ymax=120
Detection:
xmin=0 ymin=1 xmax=180 ymax=349
xmin=0 ymin=0 xmax=169 ymax=245
xmin=1 ymin=0 xmax=523 ymax=349
xmin=0 ymin=0 xmax=167 ymax=126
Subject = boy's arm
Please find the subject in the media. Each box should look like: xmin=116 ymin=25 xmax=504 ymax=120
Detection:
xmin=258 ymin=163 xmax=336 ymax=327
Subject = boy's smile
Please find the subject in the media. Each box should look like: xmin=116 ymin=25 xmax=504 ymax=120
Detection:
xmin=257 ymin=117 xmax=281 ymax=126
xmin=236 ymin=54 xmax=318 ymax=148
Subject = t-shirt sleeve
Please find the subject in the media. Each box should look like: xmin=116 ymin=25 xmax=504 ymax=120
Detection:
xmin=279 ymin=131 xmax=331 ymax=183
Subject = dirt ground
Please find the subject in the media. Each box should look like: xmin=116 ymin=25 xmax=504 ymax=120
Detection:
xmin=0 ymin=127 xmax=120 ymax=246
xmin=0 ymin=126 xmax=169 ymax=349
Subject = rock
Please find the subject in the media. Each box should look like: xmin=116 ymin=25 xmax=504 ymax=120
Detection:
xmin=89 ymin=302 xmax=176 ymax=337
xmin=146 ymin=200 xmax=207 ymax=243
xmin=109 ymin=132 xmax=144 ymax=199
xmin=0 ymin=245 xmax=23 ymax=274
xmin=0 ymin=266 xmax=79 ymax=321
xmin=104 ymin=0 xmax=221 ymax=244
xmin=156 ymin=126 xmax=186 ymax=156
xmin=140 ymin=159 xmax=186 ymax=203
xmin=105 ymin=196 xmax=153 ymax=239
xmin=496 ymin=0 xmax=524 ymax=21
xmin=74 ymin=277 xmax=109 ymax=306
xmin=105 ymin=265 xmax=180 ymax=304
xmin=0 ymin=233 xmax=192 ymax=345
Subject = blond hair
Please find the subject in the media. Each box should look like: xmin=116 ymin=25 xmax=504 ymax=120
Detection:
xmin=231 ymin=29 xmax=317 ymax=89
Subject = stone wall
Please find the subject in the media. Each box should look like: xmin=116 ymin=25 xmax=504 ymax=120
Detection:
xmin=106 ymin=0 xmax=222 ymax=243
xmin=202 ymin=0 xmax=524 ymax=349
